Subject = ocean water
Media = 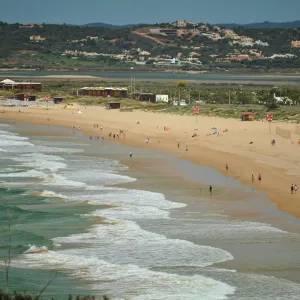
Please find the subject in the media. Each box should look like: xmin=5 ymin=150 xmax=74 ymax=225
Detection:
xmin=1 ymin=122 xmax=300 ymax=299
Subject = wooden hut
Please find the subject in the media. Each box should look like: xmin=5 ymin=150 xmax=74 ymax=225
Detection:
xmin=106 ymin=102 xmax=121 ymax=109
xmin=135 ymin=93 xmax=156 ymax=103
xmin=53 ymin=97 xmax=63 ymax=104
xmin=14 ymin=93 xmax=25 ymax=100
xmin=240 ymin=112 xmax=254 ymax=121
xmin=27 ymin=95 xmax=36 ymax=101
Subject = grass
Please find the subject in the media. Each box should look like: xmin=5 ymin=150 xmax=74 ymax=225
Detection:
xmin=1 ymin=88 xmax=300 ymax=123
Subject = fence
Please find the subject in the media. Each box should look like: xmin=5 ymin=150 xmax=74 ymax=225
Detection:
xmin=276 ymin=126 xmax=292 ymax=139
xmin=1 ymin=99 xmax=55 ymax=108
xmin=295 ymin=125 xmax=300 ymax=135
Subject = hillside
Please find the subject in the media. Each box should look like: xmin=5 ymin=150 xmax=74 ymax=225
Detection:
xmin=1 ymin=20 xmax=300 ymax=71
xmin=86 ymin=21 xmax=300 ymax=29
xmin=85 ymin=22 xmax=138 ymax=29
xmin=219 ymin=20 xmax=300 ymax=29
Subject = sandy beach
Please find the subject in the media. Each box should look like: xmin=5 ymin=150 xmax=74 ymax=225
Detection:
xmin=2 ymin=105 xmax=300 ymax=219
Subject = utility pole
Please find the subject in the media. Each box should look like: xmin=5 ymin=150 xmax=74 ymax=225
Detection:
xmin=228 ymin=90 xmax=231 ymax=107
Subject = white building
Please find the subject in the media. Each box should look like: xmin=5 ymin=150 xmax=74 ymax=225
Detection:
xmin=156 ymin=95 xmax=169 ymax=103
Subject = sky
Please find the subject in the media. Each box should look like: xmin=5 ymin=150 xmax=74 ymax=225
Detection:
xmin=1 ymin=0 xmax=300 ymax=25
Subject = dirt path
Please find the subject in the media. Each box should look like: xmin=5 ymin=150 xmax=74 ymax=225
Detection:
xmin=132 ymin=31 xmax=164 ymax=45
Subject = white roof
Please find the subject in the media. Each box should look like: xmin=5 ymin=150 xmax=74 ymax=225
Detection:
xmin=1 ymin=79 xmax=16 ymax=85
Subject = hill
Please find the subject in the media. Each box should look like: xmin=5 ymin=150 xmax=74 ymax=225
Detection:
xmin=218 ymin=20 xmax=300 ymax=29
xmin=86 ymin=21 xmax=300 ymax=30
xmin=85 ymin=22 xmax=136 ymax=29
xmin=1 ymin=20 xmax=300 ymax=71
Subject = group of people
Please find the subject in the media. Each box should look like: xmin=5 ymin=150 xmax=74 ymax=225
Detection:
xmin=291 ymin=184 xmax=298 ymax=194
xmin=109 ymin=130 xmax=126 ymax=139
xmin=93 ymin=124 xmax=103 ymax=131
xmin=251 ymin=173 xmax=262 ymax=183
xmin=89 ymin=134 xmax=104 ymax=143
xmin=177 ymin=142 xmax=189 ymax=152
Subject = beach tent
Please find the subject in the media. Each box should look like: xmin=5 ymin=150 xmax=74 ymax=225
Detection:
xmin=1 ymin=79 xmax=16 ymax=85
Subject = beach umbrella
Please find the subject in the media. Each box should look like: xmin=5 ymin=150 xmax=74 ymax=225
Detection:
xmin=1 ymin=79 xmax=16 ymax=85
xmin=211 ymin=127 xmax=217 ymax=134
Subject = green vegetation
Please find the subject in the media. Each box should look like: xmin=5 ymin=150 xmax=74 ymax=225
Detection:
xmin=0 ymin=291 xmax=109 ymax=300
xmin=2 ymin=81 xmax=300 ymax=122
xmin=1 ymin=21 xmax=300 ymax=71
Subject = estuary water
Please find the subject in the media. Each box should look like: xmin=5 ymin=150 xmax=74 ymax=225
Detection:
xmin=1 ymin=71 xmax=300 ymax=84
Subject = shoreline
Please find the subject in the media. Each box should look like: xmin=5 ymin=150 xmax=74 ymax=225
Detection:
xmin=1 ymin=69 xmax=300 ymax=76
xmin=5 ymin=122 xmax=300 ymax=297
xmin=2 ymin=106 xmax=300 ymax=219
xmin=1 ymin=72 xmax=300 ymax=86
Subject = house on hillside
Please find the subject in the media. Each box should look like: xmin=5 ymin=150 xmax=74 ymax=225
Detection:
xmin=291 ymin=40 xmax=300 ymax=48
xmin=229 ymin=54 xmax=250 ymax=61
xmin=30 ymin=35 xmax=45 ymax=42
xmin=174 ymin=20 xmax=187 ymax=28
xmin=21 ymin=23 xmax=43 ymax=28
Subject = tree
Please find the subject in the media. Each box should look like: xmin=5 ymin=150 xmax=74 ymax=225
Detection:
xmin=176 ymin=81 xmax=186 ymax=88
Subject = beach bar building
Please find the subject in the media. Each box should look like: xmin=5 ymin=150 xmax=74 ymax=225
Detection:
xmin=79 ymin=87 xmax=128 ymax=98
xmin=0 ymin=79 xmax=42 ymax=92
xmin=240 ymin=112 xmax=254 ymax=121
xmin=134 ymin=93 xmax=156 ymax=103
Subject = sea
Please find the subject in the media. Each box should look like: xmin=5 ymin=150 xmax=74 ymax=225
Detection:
xmin=1 ymin=121 xmax=300 ymax=299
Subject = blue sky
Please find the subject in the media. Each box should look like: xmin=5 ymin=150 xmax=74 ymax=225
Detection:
xmin=1 ymin=0 xmax=299 ymax=25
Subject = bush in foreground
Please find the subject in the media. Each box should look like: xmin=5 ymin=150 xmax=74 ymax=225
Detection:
xmin=0 ymin=291 xmax=109 ymax=300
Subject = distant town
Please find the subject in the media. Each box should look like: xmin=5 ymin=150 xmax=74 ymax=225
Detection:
xmin=1 ymin=20 xmax=300 ymax=71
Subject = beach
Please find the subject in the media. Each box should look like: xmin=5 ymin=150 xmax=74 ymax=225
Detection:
xmin=1 ymin=120 xmax=300 ymax=300
xmin=2 ymin=105 xmax=300 ymax=219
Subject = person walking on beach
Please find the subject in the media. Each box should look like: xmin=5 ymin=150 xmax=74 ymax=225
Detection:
xmin=209 ymin=185 xmax=213 ymax=195
xmin=252 ymin=174 xmax=255 ymax=183
xmin=100 ymin=125 xmax=103 ymax=131
xmin=226 ymin=164 xmax=228 ymax=171
xmin=186 ymin=146 xmax=188 ymax=152
xmin=129 ymin=152 xmax=133 ymax=158
xmin=178 ymin=142 xmax=180 ymax=149
xmin=291 ymin=184 xmax=294 ymax=194
xmin=258 ymin=174 xmax=262 ymax=182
